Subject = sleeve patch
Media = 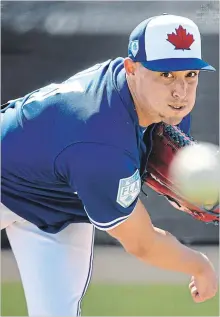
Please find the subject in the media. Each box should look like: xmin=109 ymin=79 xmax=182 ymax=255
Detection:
xmin=116 ymin=169 xmax=141 ymax=208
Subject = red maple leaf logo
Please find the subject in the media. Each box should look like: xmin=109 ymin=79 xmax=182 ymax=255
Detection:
xmin=167 ymin=25 xmax=195 ymax=50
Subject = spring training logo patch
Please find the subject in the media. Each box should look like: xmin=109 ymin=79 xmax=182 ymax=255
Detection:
xmin=117 ymin=170 xmax=141 ymax=208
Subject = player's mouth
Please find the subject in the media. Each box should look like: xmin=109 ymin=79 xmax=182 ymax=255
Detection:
xmin=168 ymin=104 xmax=185 ymax=111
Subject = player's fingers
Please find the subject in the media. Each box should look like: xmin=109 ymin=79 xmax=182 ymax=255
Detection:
xmin=189 ymin=281 xmax=195 ymax=290
xmin=190 ymin=288 xmax=208 ymax=303
xmin=191 ymin=288 xmax=216 ymax=303
xmin=191 ymin=286 xmax=199 ymax=297
xmin=190 ymin=276 xmax=195 ymax=283
xmin=192 ymin=295 xmax=206 ymax=303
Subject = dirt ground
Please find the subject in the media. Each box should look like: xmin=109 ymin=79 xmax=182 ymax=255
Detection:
xmin=1 ymin=245 xmax=219 ymax=284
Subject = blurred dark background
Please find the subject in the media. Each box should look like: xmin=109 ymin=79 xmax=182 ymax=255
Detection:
xmin=1 ymin=1 xmax=219 ymax=248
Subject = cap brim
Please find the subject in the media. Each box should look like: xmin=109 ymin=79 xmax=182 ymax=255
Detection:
xmin=141 ymin=58 xmax=216 ymax=72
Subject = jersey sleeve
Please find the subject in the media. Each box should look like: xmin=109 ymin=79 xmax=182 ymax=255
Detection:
xmin=55 ymin=143 xmax=141 ymax=230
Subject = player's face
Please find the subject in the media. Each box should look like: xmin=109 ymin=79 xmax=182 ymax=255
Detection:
xmin=127 ymin=61 xmax=199 ymax=126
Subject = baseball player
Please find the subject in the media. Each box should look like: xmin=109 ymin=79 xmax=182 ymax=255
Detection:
xmin=1 ymin=14 xmax=218 ymax=316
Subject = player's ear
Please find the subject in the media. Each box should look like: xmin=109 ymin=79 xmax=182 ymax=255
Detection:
xmin=124 ymin=58 xmax=136 ymax=76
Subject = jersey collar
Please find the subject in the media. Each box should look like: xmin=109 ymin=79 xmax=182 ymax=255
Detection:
xmin=113 ymin=60 xmax=139 ymax=126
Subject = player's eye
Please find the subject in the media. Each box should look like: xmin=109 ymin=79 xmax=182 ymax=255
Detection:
xmin=186 ymin=71 xmax=198 ymax=78
xmin=160 ymin=72 xmax=173 ymax=78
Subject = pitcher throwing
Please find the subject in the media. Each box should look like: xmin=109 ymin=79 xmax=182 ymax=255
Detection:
xmin=1 ymin=14 xmax=218 ymax=316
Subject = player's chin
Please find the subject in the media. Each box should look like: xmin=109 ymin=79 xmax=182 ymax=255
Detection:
xmin=162 ymin=116 xmax=184 ymax=126
xmin=164 ymin=109 xmax=191 ymax=125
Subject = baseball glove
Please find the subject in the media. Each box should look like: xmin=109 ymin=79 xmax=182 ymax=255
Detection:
xmin=142 ymin=123 xmax=219 ymax=225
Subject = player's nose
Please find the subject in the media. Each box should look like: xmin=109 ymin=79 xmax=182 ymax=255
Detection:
xmin=171 ymin=79 xmax=187 ymax=100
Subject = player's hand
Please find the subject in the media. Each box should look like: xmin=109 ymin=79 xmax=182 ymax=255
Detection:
xmin=189 ymin=254 xmax=218 ymax=303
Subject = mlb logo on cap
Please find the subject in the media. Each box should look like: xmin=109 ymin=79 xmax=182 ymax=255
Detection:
xmin=128 ymin=14 xmax=215 ymax=72
xmin=130 ymin=40 xmax=139 ymax=57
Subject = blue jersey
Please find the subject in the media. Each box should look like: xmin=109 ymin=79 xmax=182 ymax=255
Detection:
xmin=1 ymin=58 xmax=191 ymax=233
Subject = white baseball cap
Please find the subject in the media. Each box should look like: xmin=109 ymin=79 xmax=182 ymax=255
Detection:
xmin=128 ymin=14 xmax=215 ymax=72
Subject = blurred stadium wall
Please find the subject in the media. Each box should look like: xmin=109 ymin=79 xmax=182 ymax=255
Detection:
xmin=1 ymin=1 xmax=219 ymax=247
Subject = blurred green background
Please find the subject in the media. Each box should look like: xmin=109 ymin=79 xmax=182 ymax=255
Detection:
xmin=1 ymin=245 xmax=219 ymax=316
xmin=1 ymin=282 xmax=219 ymax=316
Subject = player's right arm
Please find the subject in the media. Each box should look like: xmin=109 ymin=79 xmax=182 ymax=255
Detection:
xmin=108 ymin=198 xmax=206 ymax=275
xmin=107 ymin=199 xmax=218 ymax=303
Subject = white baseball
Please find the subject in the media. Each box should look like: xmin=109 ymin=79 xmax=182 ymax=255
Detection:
xmin=169 ymin=142 xmax=220 ymax=208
